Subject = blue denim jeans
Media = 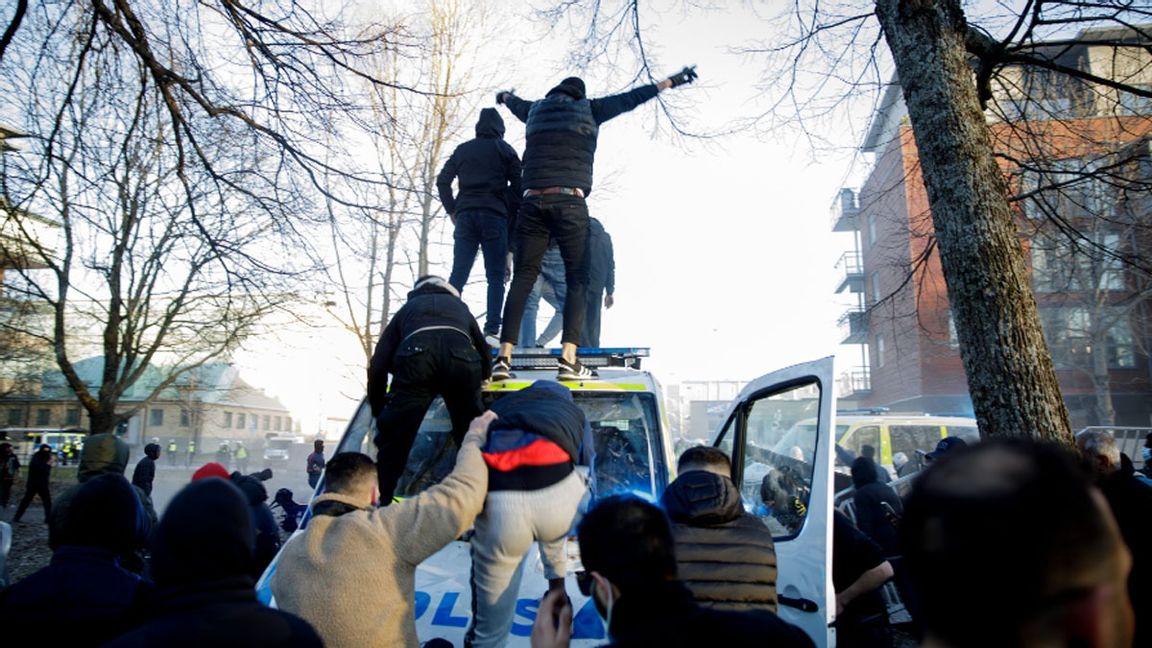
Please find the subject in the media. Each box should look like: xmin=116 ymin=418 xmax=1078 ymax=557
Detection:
xmin=448 ymin=209 xmax=508 ymax=334
xmin=518 ymin=245 xmax=566 ymax=346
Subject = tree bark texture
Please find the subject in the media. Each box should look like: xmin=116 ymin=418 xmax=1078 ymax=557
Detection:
xmin=874 ymin=0 xmax=1072 ymax=442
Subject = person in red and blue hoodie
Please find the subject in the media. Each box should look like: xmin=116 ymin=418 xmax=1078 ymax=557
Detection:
xmin=465 ymin=380 xmax=594 ymax=648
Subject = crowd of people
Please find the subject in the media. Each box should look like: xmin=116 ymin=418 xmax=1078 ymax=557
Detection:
xmin=3 ymin=64 xmax=1152 ymax=648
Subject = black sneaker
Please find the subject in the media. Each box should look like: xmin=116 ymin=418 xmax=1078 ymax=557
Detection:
xmin=557 ymin=357 xmax=597 ymax=381
xmin=491 ymin=356 xmax=513 ymax=381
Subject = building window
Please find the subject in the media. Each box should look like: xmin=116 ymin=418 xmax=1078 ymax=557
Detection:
xmin=1040 ymin=306 xmax=1137 ymax=369
xmin=150 ymin=408 xmax=164 ymax=426
xmin=180 ymin=409 xmax=191 ymax=427
xmin=263 ymin=415 xmax=270 ymax=431
xmin=867 ymin=214 xmax=877 ymax=246
xmin=1031 ymin=231 xmax=1125 ymax=293
xmin=65 ymin=408 xmax=81 ymax=425
xmin=870 ymin=272 xmax=881 ymax=305
xmin=35 ymin=408 xmax=51 ymax=426
xmin=224 ymin=411 xmax=233 ymax=427
xmin=8 ymin=408 xmax=24 ymax=426
xmin=236 ymin=413 xmax=246 ymax=429
xmin=285 ymin=416 xmax=292 ymax=432
xmin=876 ymin=334 xmax=887 ymax=368
xmin=274 ymin=416 xmax=282 ymax=431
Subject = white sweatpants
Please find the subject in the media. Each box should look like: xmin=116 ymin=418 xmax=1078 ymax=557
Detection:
xmin=465 ymin=470 xmax=587 ymax=648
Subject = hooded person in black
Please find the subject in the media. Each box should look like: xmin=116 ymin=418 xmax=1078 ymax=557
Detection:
xmin=231 ymin=470 xmax=281 ymax=576
xmin=49 ymin=433 xmax=157 ymax=572
xmin=13 ymin=443 xmax=54 ymax=522
xmin=368 ymin=275 xmax=492 ymax=503
xmin=0 ymin=473 xmax=153 ymax=646
xmin=438 ymin=108 xmax=523 ymax=340
xmin=491 ymin=67 xmax=697 ymax=382
xmin=131 ymin=442 xmax=160 ymax=497
xmin=105 ymin=478 xmax=321 ymax=647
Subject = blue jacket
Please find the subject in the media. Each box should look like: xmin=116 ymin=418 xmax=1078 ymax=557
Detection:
xmin=485 ymin=381 xmax=595 ymax=492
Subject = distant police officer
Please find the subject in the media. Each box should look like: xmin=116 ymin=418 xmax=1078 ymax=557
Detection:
xmin=168 ymin=439 xmax=178 ymax=466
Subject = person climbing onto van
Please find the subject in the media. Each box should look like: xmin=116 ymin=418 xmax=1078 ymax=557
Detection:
xmin=437 ymin=108 xmax=522 ymax=344
xmin=492 ymin=67 xmax=698 ymax=382
xmin=368 ymin=276 xmax=491 ymax=503
xmin=465 ymin=381 xmax=593 ymax=647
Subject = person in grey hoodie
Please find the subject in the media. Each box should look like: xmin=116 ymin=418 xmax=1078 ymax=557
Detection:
xmin=438 ymin=107 xmax=522 ymax=340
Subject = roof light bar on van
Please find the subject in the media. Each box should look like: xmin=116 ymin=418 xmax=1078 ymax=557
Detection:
xmin=502 ymin=347 xmax=650 ymax=370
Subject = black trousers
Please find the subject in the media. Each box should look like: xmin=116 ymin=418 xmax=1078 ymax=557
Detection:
xmin=499 ymin=194 xmax=590 ymax=347
xmin=13 ymin=482 xmax=52 ymax=522
xmin=374 ymin=332 xmax=484 ymax=503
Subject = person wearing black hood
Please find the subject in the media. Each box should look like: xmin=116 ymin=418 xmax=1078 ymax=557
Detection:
xmin=12 ymin=443 xmax=54 ymax=523
xmin=231 ymin=470 xmax=281 ymax=575
xmin=105 ymin=478 xmax=321 ymax=647
xmin=660 ymin=447 xmax=778 ymax=614
xmin=0 ymin=473 xmax=153 ymax=646
xmin=848 ymin=456 xmax=903 ymax=558
xmin=368 ymin=275 xmax=492 ymax=503
xmin=49 ymin=433 xmax=157 ymax=573
xmin=438 ymin=108 xmax=523 ymax=342
xmin=492 ymin=67 xmax=697 ymax=382
xmin=131 ymin=443 xmax=160 ymax=497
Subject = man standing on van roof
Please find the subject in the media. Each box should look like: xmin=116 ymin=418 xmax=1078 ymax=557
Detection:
xmin=437 ymin=108 xmax=522 ymax=343
xmin=492 ymin=67 xmax=697 ymax=382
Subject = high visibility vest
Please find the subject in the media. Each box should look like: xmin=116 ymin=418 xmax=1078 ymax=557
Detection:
xmin=168 ymin=443 xmax=177 ymax=452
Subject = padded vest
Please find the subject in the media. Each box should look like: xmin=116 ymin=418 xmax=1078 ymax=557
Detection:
xmin=522 ymin=96 xmax=599 ymax=194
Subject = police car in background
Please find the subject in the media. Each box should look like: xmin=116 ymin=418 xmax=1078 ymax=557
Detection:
xmin=256 ymin=348 xmax=677 ymax=645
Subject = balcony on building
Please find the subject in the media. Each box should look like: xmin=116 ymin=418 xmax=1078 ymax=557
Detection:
xmin=838 ymin=366 xmax=872 ymax=398
xmin=838 ymin=306 xmax=869 ymax=344
xmin=834 ymin=251 xmax=864 ymax=294
xmin=830 ymin=188 xmax=859 ymax=232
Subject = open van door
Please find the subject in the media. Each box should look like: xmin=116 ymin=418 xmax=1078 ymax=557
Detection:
xmin=711 ymin=357 xmax=836 ymax=647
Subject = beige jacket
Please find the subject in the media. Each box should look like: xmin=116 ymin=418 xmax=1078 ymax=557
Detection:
xmin=270 ymin=432 xmax=488 ymax=647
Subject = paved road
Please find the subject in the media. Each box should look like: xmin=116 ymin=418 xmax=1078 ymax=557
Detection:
xmin=150 ymin=460 xmax=316 ymax=515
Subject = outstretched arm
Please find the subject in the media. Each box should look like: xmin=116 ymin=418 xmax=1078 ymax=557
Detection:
xmin=497 ymin=91 xmax=531 ymax=123
xmin=381 ymin=412 xmax=494 ymax=566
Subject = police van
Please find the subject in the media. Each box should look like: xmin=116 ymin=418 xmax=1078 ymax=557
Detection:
xmin=256 ymin=348 xmax=677 ymax=645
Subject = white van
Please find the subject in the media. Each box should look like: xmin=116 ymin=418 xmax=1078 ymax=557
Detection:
xmin=256 ymin=349 xmax=676 ymax=646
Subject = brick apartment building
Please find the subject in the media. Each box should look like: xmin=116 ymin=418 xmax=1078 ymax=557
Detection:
xmin=834 ymin=25 xmax=1152 ymax=428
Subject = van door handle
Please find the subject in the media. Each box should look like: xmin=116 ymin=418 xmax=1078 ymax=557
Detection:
xmin=778 ymin=595 xmax=819 ymax=613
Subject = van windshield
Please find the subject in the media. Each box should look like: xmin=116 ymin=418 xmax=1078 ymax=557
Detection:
xmin=335 ymin=391 xmax=668 ymax=500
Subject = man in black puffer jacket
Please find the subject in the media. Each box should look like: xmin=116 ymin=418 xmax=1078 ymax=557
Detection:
xmin=492 ymin=67 xmax=697 ymax=382
xmin=438 ymin=108 xmax=522 ymax=341
xmin=368 ymin=275 xmax=491 ymax=503
xmin=660 ymin=446 xmax=778 ymax=613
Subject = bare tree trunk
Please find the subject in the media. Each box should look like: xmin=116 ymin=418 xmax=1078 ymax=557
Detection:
xmin=874 ymin=0 xmax=1072 ymax=442
xmin=1091 ymin=326 xmax=1116 ymax=426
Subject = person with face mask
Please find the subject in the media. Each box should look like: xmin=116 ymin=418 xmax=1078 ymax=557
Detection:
xmin=531 ymin=495 xmax=813 ymax=648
